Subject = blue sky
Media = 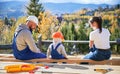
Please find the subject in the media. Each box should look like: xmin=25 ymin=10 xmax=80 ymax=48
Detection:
xmin=0 ymin=0 xmax=120 ymax=5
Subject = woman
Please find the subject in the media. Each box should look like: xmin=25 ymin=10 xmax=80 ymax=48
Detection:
xmin=84 ymin=16 xmax=111 ymax=61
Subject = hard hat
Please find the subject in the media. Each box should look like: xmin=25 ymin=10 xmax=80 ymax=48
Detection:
xmin=52 ymin=32 xmax=64 ymax=40
xmin=26 ymin=16 xmax=38 ymax=25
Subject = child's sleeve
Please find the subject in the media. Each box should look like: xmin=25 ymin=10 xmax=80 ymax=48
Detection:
xmin=47 ymin=45 xmax=51 ymax=58
xmin=61 ymin=45 xmax=67 ymax=58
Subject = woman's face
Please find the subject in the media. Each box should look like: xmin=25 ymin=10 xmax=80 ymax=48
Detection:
xmin=89 ymin=22 xmax=98 ymax=30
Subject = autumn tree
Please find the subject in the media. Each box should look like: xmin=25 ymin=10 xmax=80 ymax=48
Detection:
xmin=38 ymin=11 xmax=57 ymax=39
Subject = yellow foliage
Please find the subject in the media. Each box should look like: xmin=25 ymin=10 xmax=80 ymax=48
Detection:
xmin=0 ymin=16 xmax=27 ymax=44
xmin=80 ymin=16 xmax=91 ymax=19
xmin=0 ymin=19 xmax=4 ymax=34
xmin=11 ymin=16 xmax=27 ymax=37
xmin=102 ymin=14 xmax=118 ymax=33
xmin=38 ymin=11 xmax=57 ymax=40
xmin=110 ymin=18 xmax=118 ymax=33
xmin=115 ymin=9 xmax=120 ymax=14
xmin=0 ymin=19 xmax=3 ymax=26
xmin=15 ymin=16 xmax=27 ymax=27
xmin=75 ymin=9 xmax=88 ymax=15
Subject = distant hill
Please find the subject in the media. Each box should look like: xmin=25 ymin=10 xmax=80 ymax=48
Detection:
xmin=0 ymin=1 xmax=27 ymax=19
xmin=0 ymin=1 xmax=112 ymax=19
xmin=43 ymin=3 xmax=109 ymax=14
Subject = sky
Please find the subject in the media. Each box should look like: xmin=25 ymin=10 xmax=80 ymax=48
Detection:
xmin=0 ymin=0 xmax=120 ymax=5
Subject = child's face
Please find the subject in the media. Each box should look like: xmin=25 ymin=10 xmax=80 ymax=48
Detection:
xmin=53 ymin=38 xmax=61 ymax=43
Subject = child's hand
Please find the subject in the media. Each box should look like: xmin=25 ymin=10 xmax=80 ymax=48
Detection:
xmin=64 ymin=57 xmax=68 ymax=59
xmin=47 ymin=57 xmax=50 ymax=59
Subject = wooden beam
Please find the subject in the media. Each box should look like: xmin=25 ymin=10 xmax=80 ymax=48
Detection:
xmin=0 ymin=54 xmax=120 ymax=65
xmin=1 ymin=58 xmax=119 ymax=65
xmin=110 ymin=59 xmax=120 ymax=65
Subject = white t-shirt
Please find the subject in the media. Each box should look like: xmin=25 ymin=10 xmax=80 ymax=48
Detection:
xmin=90 ymin=28 xmax=110 ymax=49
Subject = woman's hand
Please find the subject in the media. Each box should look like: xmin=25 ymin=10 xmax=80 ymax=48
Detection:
xmin=89 ymin=41 xmax=94 ymax=48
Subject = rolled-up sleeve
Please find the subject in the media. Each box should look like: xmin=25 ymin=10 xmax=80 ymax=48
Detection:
xmin=47 ymin=44 xmax=52 ymax=58
xmin=61 ymin=45 xmax=67 ymax=58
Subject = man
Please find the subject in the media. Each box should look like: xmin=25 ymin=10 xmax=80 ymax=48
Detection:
xmin=12 ymin=16 xmax=46 ymax=60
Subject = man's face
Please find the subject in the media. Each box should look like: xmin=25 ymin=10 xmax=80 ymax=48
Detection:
xmin=28 ymin=21 xmax=37 ymax=32
xmin=30 ymin=21 xmax=37 ymax=30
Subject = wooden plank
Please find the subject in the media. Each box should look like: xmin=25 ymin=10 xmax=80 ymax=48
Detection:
xmin=0 ymin=58 xmax=23 ymax=62
xmin=111 ymin=59 xmax=120 ymax=65
xmin=0 ymin=55 xmax=14 ymax=58
xmin=28 ymin=59 xmax=110 ymax=65
xmin=0 ymin=58 xmax=112 ymax=65
xmin=0 ymin=54 xmax=120 ymax=65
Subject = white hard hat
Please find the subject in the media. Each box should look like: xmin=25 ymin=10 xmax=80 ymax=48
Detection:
xmin=26 ymin=15 xmax=38 ymax=25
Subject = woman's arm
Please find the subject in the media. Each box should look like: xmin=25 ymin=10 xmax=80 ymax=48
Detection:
xmin=89 ymin=31 xmax=95 ymax=48
xmin=89 ymin=40 xmax=94 ymax=48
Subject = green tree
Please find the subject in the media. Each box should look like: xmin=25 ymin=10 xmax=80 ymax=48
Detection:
xmin=98 ymin=6 xmax=103 ymax=12
xmin=77 ymin=22 xmax=88 ymax=40
xmin=26 ymin=0 xmax=45 ymax=41
xmin=71 ymin=23 xmax=77 ymax=40
xmin=115 ymin=4 xmax=120 ymax=9
xmin=102 ymin=19 xmax=111 ymax=28
xmin=110 ymin=27 xmax=120 ymax=54
xmin=4 ymin=17 xmax=9 ymax=26
xmin=26 ymin=0 xmax=44 ymax=17
xmin=61 ymin=23 xmax=69 ymax=40
xmin=111 ymin=27 xmax=120 ymax=40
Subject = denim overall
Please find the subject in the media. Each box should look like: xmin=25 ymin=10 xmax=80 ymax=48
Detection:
xmin=51 ymin=43 xmax=65 ymax=59
xmin=12 ymin=29 xmax=46 ymax=60
xmin=84 ymin=45 xmax=111 ymax=61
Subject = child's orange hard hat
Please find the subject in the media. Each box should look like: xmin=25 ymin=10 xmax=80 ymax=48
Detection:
xmin=52 ymin=32 xmax=64 ymax=40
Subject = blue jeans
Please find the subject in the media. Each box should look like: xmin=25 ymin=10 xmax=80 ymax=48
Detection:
xmin=84 ymin=47 xmax=111 ymax=61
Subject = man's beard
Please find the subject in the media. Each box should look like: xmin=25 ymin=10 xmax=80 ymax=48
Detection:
xmin=29 ymin=27 xmax=33 ymax=33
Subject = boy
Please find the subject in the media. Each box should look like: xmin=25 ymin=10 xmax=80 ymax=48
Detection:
xmin=47 ymin=32 xmax=67 ymax=59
